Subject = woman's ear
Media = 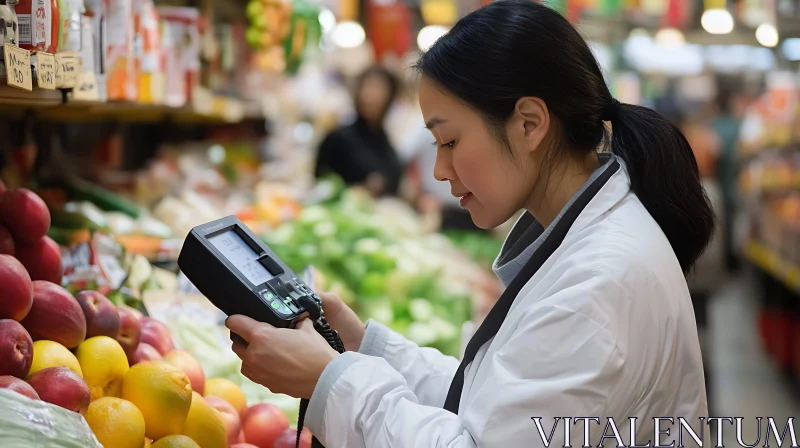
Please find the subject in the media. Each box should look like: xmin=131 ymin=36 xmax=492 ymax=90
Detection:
xmin=509 ymin=97 xmax=550 ymax=157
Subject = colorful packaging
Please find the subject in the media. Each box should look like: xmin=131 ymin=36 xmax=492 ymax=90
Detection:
xmin=48 ymin=0 xmax=58 ymax=52
xmin=103 ymin=0 xmax=136 ymax=100
xmin=16 ymin=0 xmax=51 ymax=51
xmin=158 ymin=7 xmax=199 ymax=108
xmin=135 ymin=0 xmax=163 ymax=104
xmin=62 ymin=0 xmax=83 ymax=51
xmin=0 ymin=0 xmax=19 ymax=47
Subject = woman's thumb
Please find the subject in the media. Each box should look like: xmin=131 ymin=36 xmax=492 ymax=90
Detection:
xmin=297 ymin=318 xmax=317 ymax=333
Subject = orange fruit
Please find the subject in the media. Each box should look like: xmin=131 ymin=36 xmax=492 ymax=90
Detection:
xmin=151 ymin=435 xmax=200 ymax=448
xmin=204 ymin=378 xmax=247 ymax=417
xmin=28 ymin=340 xmax=82 ymax=378
xmin=75 ymin=336 xmax=129 ymax=401
xmin=122 ymin=361 xmax=193 ymax=440
xmin=85 ymin=397 xmax=146 ymax=448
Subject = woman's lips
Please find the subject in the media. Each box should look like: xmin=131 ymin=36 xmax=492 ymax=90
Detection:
xmin=459 ymin=193 xmax=473 ymax=208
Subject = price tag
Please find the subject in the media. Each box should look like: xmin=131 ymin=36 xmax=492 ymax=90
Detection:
xmin=36 ymin=52 xmax=56 ymax=90
xmin=3 ymin=44 xmax=32 ymax=91
xmin=55 ymin=52 xmax=79 ymax=89
xmin=72 ymin=71 xmax=99 ymax=101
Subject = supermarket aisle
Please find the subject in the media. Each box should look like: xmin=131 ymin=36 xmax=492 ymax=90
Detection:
xmin=708 ymin=274 xmax=799 ymax=420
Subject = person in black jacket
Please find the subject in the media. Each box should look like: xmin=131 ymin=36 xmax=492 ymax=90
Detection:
xmin=315 ymin=67 xmax=403 ymax=197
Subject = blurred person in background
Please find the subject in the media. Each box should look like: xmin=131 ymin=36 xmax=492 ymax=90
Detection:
xmin=315 ymin=66 xmax=404 ymax=197
xmin=681 ymin=111 xmax=726 ymax=415
xmin=710 ymin=87 xmax=745 ymax=272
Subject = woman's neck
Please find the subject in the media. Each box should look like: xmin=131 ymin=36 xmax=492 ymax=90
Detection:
xmin=525 ymin=151 xmax=600 ymax=228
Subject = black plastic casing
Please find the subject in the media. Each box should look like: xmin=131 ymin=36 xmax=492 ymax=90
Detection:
xmin=178 ymin=215 xmax=319 ymax=328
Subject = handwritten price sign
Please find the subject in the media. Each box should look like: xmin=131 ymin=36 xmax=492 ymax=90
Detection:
xmin=72 ymin=72 xmax=99 ymax=101
xmin=55 ymin=52 xmax=78 ymax=89
xmin=4 ymin=44 xmax=32 ymax=91
xmin=36 ymin=52 xmax=56 ymax=90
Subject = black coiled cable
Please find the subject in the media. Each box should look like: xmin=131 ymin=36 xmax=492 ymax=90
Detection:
xmin=295 ymin=296 xmax=346 ymax=448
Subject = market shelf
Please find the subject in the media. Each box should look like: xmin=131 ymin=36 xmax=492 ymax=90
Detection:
xmin=746 ymin=239 xmax=800 ymax=294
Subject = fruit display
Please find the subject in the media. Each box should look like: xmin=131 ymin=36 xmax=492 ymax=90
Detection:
xmin=0 ymin=185 xmax=308 ymax=447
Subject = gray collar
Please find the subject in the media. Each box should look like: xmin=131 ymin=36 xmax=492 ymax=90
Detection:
xmin=492 ymin=153 xmax=616 ymax=287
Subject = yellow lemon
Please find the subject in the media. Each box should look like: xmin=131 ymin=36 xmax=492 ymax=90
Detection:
xmin=204 ymin=378 xmax=247 ymax=417
xmin=76 ymin=336 xmax=129 ymax=401
xmin=28 ymin=340 xmax=83 ymax=378
xmin=85 ymin=397 xmax=146 ymax=448
xmin=122 ymin=361 xmax=193 ymax=441
xmin=151 ymin=435 xmax=201 ymax=448
xmin=182 ymin=392 xmax=227 ymax=448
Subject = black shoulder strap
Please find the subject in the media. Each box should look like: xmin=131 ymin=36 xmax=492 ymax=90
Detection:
xmin=442 ymin=160 xmax=620 ymax=413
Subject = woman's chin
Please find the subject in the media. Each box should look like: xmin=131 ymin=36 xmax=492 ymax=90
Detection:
xmin=468 ymin=209 xmax=507 ymax=230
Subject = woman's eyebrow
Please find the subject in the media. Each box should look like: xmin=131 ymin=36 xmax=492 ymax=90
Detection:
xmin=425 ymin=117 xmax=447 ymax=129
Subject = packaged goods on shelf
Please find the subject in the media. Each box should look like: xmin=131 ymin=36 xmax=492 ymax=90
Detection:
xmin=103 ymin=0 xmax=136 ymax=101
xmin=0 ymin=1 xmax=19 ymax=47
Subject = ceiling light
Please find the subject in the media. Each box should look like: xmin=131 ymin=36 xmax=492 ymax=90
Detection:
xmin=417 ymin=25 xmax=449 ymax=51
xmin=332 ymin=21 xmax=366 ymax=49
xmin=701 ymin=9 xmax=734 ymax=35
xmin=755 ymin=23 xmax=779 ymax=48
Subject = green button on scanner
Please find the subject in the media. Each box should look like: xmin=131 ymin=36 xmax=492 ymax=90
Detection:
xmin=270 ymin=301 xmax=281 ymax=310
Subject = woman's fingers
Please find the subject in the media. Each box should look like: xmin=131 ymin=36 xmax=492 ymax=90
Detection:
xmin=225 ymin=315 xmax=261 ymax=343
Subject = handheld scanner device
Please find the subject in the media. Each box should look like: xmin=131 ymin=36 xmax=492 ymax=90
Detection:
xmin=178 ymin=216 xmax=321 ymax=329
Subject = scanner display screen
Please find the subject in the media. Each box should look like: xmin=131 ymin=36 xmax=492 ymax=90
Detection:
xmin=209 ymin=230 xmax=274 ymax=285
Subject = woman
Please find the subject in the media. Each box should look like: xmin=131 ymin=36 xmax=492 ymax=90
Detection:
xmin=227 ymin=2 xmax=714 ymax=446
xmin=314 ymin=66 xmax=404 ymax=197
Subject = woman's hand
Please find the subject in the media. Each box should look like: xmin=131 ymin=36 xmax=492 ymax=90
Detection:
xmin=226 ymin=316 xmax=338 ymax=399
xmin=318 ymin=292 xmax=366 ymax=352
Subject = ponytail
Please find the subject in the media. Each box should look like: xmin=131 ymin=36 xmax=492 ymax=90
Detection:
xmin=609 ymin=103 xmax=715 ymax=273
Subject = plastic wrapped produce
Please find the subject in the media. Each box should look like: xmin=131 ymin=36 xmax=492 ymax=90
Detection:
xmin=0 ymin=389 xmax=102 ymax=448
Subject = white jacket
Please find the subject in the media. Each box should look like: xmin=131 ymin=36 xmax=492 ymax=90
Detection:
xmin=305 ymin=156 xmax=708 ymax=447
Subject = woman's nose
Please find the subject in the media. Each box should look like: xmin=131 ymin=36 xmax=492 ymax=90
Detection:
xmin=433 ymin=148 xmax=455 ymax=182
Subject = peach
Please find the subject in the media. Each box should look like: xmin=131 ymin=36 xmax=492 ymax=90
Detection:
xmin=130 ymin=343 xmax=162 ymax=365
xmin=164 ymin=350 xmax=204 ymax=395
xmin=15 ymin=236 xmax=63 ymax=284
xmin=117 ymin=306 xmax=142 ymax=356
xmin=0 ymin=255 xmax=33 ymax=321
xmin=140 ymin=317 xmax=174 ymax=355
xmin=21 ymin=281 xmax=86 ymax=349
xmin=0 ymin=375 xmax=40 ymax=400
xmin=205 ymin=396 xmax=242 ymax=445
xmin=0 ymin=188 xmax=50 ymax=244
xmin=273 ymin=427 xmax=312 ymax=448
xmin=0 ymin=225 xmax=14 ymax=256
xmin=26 ymin=366 xmax=91 ymax=414
xmin=76 ymin=291 xmax=121 ymax=339
xmin=0 ymin=319 xmax=33 ymax=378
xmin=242 ymin=403 xmax=289 ymax=448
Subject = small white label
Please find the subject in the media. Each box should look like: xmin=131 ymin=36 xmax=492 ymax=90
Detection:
xmin=17 ymin=14 xmax=31 ymax=45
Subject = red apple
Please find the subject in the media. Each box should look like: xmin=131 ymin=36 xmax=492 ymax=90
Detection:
xmin=126 ymin=306 xmax=144 ymax=321
xmin=206 ymin=396 xmax=242 ymax=445
xmin=75 ymin=291 xmax=120 ymax=339
xmin=21 ymin=281 xmax=86 ymax=349
xmin=117 ymin=306 xmax=142 ymax=356
xmin=239 ymin=429 xmax=246 ymax=443
xmin=273 ymin=427 xmax=312 ymax=448
xmin=242 ymin=403 xmax=290 ymax=448
xmin=0 ymin=188 xmax=50 ymax=244
xmin=0 ymin=375 xmax=39 ymax=400
xmin=0 ymin=255 xmax=33 ymax=321
xmin=231 ymin=445 xmax=260 ymax=448
xmin=26 ymin=367 xmax=91 ymax=414
xmin=15 ymin=236 xmax=63 ymax=284
xmin=0 ymin=319 xmax=33 ymax=378
xmin=130 ymin=342 xmax=162 ymax=365
xmin=139 ymin=317 xmax=174 ymax=355
xmin=0 ymin=225 xmax=14 ymax=256
xmin=164 ymin=349 xmax=204 ymax=395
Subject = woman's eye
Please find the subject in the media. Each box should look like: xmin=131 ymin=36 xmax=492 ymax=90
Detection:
xmin=440 ymin=141 xmax=455 ymax=149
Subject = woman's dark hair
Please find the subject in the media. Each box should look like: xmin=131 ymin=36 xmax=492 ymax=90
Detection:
xmin=415 ymin=0 xmax=714 ymax=273
xmin=355 ymin=66 xmax=400 ymax=120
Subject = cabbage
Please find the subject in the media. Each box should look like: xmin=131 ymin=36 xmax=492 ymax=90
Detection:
xmin=0 ymin=390 xmax=102 ymax=447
